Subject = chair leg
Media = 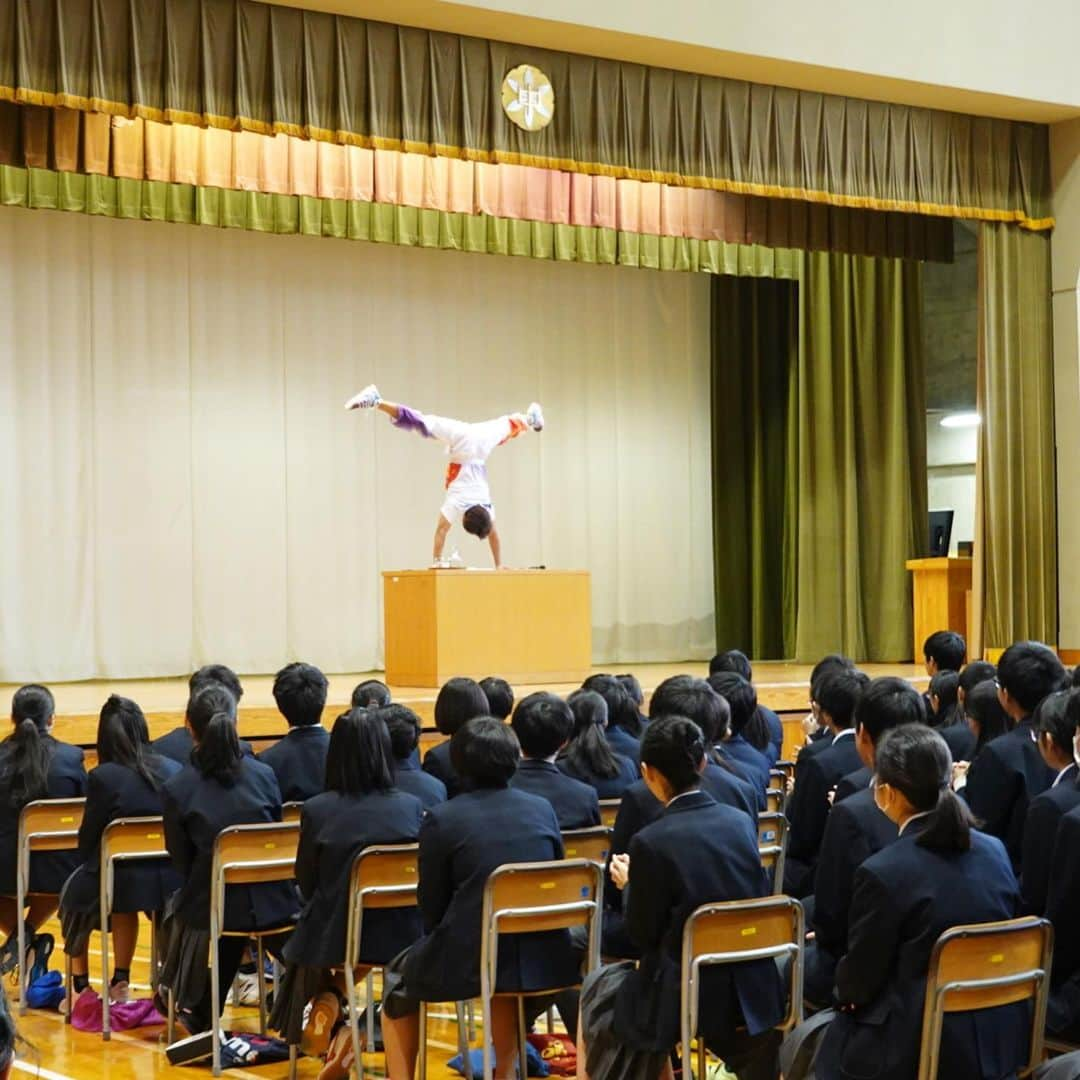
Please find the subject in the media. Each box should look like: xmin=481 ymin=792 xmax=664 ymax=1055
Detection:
xmin=211 ymin=936 xmax=222 ymax=1077
xmin=455 ymin=1000 xmax=469 ymax=1064
xmin=64 ymin=952 xmax=72 ymax=1026
xmin=345 ymin=964 xmax=364 ymax=1080
xmin=102 ymin=913 xmax=112 ymax=1041
xmin=467 ymin=998 xmax=477 ymax=1041
xmin=255 ymin=937 xmax=269 ymax=1034
xmin=17 ymin=902 xmax=26 ymax=1015
xmin=366 ymin=970 xmax=376 ymax=1055
xmin=482 ymin=990 xmax=494 ymax=1080
xmin=167 ymin=986 xmax=176 ymax=1044
xmin=288 ymin=1041 xmax=297 ymax=1080
xmin=545 ymin=1006 xmax=555 ymax=1034
xmin=150 ymin=912 xmax=159 ymax=989
xmin=418 ymin=1001 xmax=428 ymax=1080
xmin=517 ymin=998 xmax=528 ymax=1080
xmin=697 ymin=1037 xmax=707 ymax=1080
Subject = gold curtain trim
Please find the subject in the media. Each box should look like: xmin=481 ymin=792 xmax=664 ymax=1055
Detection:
xmin=2 ymin=83 xmax=1054 ymax=231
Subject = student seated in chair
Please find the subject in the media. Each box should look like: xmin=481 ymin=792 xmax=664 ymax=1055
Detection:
xmin=509 ymin=693 xmax=600 ymax=830
xmin=815 ymin=725 xmax=1030 ymax=1080
xmin=784 ymin=667 xmax=869 ymax=897
xmin=962 ymin=640 xmax=1066 ymax=872
xmin=707 ymin=672 xmax=772 ymax=794
xmin=380 ymin=705 xmax=447 ymax=810
xmin=270 ymin=708 xmax=424 ymax=1073
xmin=258 ymin=663 xmax=330 ymax=803
xmin=0 ymin=684 xmax=87 ymax=975
xmin=804 ymin=678 xmax=924 ymax=1004
xmin=479 ymin=677 xmax=514 ymax=721
xmin=1020 ymin=690 xmax=1080 ymax=916
xmin=927 ymin=670 xmax=977 ymax=763
xmin=578 ymin=717 xmax=785 ymax=1080
xmin=380 ymin=718 xmax=575 ymax=1080
xmin=421 ymin=677 xmax=489 ymax=798
xmin=710 ymin=649 xmax=783 ymax=763
xmin=351 ymin=680 xmax=391 ymax=709
xmin=799 ymin=655 xmax=858 ymax=756
xmin=557 ymin=690 xmax=638 ymax=800
xmin=582 ymin=675 xmax=644 ymax=766
xmin=159 ymin=684 xmax=299 ymax=1051
xmin=152 ymin=665 xmax=252 ymax=765
xmin=60 ymin=695 xmax=181 ymax=1011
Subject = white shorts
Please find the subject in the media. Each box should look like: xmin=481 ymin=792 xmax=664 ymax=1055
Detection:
xmin=440 ymin=493 xmax=495 ymax=526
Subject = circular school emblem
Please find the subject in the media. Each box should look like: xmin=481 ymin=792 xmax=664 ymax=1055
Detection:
xmin=501 ymin=65 xmax=555 ymax=132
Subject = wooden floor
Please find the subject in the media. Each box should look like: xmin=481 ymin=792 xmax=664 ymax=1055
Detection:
xmin=4 ymin=660 xmax=928 ymax=1077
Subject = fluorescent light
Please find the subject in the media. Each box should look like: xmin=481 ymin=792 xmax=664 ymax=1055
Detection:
xmin=940 ymin=412 xmax=981 ymax=429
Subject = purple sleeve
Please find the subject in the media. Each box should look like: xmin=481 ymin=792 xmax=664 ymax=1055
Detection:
xmin=392 ymin=405 xmax=433 ymax=438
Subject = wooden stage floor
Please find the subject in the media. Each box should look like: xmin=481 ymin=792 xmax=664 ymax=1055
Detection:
xmin=4 ymin=660 xmax=927 ymax=1078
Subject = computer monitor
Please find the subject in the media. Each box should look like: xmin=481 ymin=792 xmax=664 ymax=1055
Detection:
xmin=929 ymin=510 xmax=954 ymax=557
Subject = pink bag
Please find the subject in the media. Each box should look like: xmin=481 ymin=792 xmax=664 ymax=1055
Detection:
xmin=70 ymin=989 xmax=166 ymax=1033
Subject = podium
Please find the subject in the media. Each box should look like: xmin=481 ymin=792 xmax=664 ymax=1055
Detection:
xmin=905 ymin=558 xmax=973 ymax=662
xmin=383 ymin=569 xmax=592 ymax=687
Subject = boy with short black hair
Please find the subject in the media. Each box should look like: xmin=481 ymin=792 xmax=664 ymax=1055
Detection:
xmin=379 ymin=704 xmax=447 ymax=810
xmin=479 ymin=677 xmax=514 ymax=721
xmin=923 ymin=630 xmax=967 ymax=675
xmin=510 ymin=693 xmax=599 ymax=829
xmin=259 ymin=662 xmax=330 ymax=802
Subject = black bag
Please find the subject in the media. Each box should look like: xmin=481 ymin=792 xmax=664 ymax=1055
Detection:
xmin=779 ymin=1008 xmax=837 ymax=1080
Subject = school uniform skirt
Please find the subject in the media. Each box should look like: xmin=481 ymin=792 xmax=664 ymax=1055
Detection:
xmin=578 ymin=963 xmax=668 ymax=1080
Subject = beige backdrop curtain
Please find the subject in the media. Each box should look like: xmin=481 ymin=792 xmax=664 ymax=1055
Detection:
xmin=0 ymin=0 xmax=1052 ymax=228
xmin=0 ymin=205 xmax=715 ymax=681
xmin=974 ymin=224 xmax=1057 ymax=651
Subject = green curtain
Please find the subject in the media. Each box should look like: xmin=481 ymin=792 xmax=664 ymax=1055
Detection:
xmin=712 ymin=277 xmax=798 ymax=658
xmin=0 ymin=0 xmax=1052 ymax=229
xmin=976 ymin=224 xmax=1057 ymax=649
xmin=711 ymin=252 xmax=927 ymax=661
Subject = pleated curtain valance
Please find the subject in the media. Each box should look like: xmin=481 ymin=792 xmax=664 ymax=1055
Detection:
xmin=0 ymin=0 xmax=1053 ymax=231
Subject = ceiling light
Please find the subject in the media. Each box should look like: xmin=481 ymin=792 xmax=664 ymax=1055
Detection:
xmin=940 ymin=413 xmax=981 ymax=429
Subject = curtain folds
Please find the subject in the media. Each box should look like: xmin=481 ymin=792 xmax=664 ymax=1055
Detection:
xmin=711 ymin=253 xmax=927 ymax=662
xmin=975 ymin=224 xmax=1057 ymax=650
xmin=711 ymin=278 xmax=798 ymax=659
xmin=0 ymin=103 xmax=956 ymax=261
xmin=0 ymin=0 xmax=1052 ymax=229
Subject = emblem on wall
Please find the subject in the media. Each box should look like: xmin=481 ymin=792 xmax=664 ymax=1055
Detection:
xmin=501 ymin=65 xmax=555 ymax=132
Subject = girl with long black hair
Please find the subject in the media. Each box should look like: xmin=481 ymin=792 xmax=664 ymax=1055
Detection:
xmin=557 ymin=690 xmax=637 ymax=799
xmin=59 ymin=695 xmax=181 ymax=1009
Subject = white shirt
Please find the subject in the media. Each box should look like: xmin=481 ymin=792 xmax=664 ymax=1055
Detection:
xmin=831 ymin=728 xmax=856 ymax=745
xmin=1052 ymin=762 xmax=1078 ymax=788
xmin=898 ymin=810 xmax=933 ymax=837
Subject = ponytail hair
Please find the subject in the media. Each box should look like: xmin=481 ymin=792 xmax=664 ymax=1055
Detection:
xmin=875 ymin=725 xmax=975 ymax=853
xmin=4 ymin=685 xmax=55 ymax=806
xmin=640 ymin=716 xmax=705 ymax=795
xmin=563 ymin=690 xmax=621 ymax=780
xmin=928 ymin=670 xmax=961 ymax=728
xmin=583 ymin=674 xmax=643 ymax=737
xmin=97 ymin=695 xmax=158 ymax=790
xmin=187 ymin=685 xmax=242 ymax=785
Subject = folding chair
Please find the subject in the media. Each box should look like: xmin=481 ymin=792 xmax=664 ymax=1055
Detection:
xmin=198 ymin=822 xmax=300 ymax=1077
xmin=916 ymin=916 xmax=1052 ymax=1080
xmin=680 ymin=895 xmax=804 ymax=1080
xmin=281 ymin=802 xmax=304 ymax=824
xmin=479 ymin=859 xmax=603 ymax=1080
xmin=598 ymin=799 xmax=620 ymax=829
xmin=765 ymin=789 xmax=784 ymax=814
xmin=16 ymin=797 xmax=86 ymax=1014
xmin=775 ymin=760 xmax=795 ymax=782
xmin=767 ymin=770 xmax=785 ymax=792
xmin=560 ymin=827 xmax=612 ymax=867
xmin=755 ymin=813 xmax=788 ymax=893
xmin=73 ymin=816 xmax=169 ymax=1040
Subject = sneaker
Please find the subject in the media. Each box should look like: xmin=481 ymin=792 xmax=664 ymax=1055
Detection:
xmin=166 ymin=1029 xmax=224 ymax=1066
xmin=525 ymin=402 xmax=544 ymax=431
xmin=109 ymin=980 xmax=130 ymax=1005
xmin=226 ymin=969 xmax=262 ymax=1007
xmin=345 ymin=384 xmax=381 ymax=410
xmin=317 ymin=1024 xmax=359 ymax=1080
xmin=300 ymin=991 xmax=342 ymax=1058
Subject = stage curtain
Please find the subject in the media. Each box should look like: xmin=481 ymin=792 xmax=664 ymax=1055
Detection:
xmin=791 ymin=252 xmax=927 ymax=661
xmin=0 ymin=0 xmax=1051 ymax=229
xmin=711 ymin=277 xmax=798 ymax=659
xmin=711 ymin=253 xmax=927 ymax=661
xmin=974 ymin=224 xmax=1057 ymax=651
xmin=0 ymin=204 xmax=714 ymax=680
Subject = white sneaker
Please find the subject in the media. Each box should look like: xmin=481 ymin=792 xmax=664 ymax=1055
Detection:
xmin=226 ymin=970 xmax=262 ymax=1007
xmin=526 ymin=402 xmax=544 ymax=431
xmin=345 ymin=384 xmax=381 ymax=410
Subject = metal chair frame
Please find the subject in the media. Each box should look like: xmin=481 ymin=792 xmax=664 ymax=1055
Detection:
xmin=755 ymin=812 xmax=788 ymax=892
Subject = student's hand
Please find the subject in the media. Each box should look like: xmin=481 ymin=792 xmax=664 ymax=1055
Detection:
xmin=801 ymin=713 xmax=818 ymax=737
xmin=827 ymin=786 xmax=837 ymax=806
xmin=952 ymin=761 xmax=970 ymax=788
xmin=805 ymin=931 xmax=816 ymax=942
xmin=609 ymin=853 xmax=630 ymax=891
xmin=785 ymin=776 xmax=795 ymax=797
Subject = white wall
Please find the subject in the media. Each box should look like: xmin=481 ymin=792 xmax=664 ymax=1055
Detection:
xmin=0 ymin=207 xmax=714 ymax=681
xmin=926 ymin=415 xmax=977 ymax=556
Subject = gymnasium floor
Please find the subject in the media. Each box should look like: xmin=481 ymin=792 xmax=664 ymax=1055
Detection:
xmin=3 ymin=661 xmax=927 ymax=1077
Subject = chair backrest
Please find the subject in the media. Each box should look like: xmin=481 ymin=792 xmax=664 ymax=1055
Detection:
xmin=561 ymin=827 xmax=612 ymax=867
xmin=681 ymin=895 xmax=804 ymax=1043
xmin=345 ymin=843 xmax=420 ymax=967
xmin=756 ymin=812 xmax=787 ymax=891
xmin=917 ymin=917 xmax=1052 ymax=1080
xmin=210 ymin=821 xmax=300 ymax=934
xmin=768 ymin=770 xmax=785 ymax=792
xmin=480 ymin=859 xmax=604 ymax=989
xmin=598 ymin=799 xmax=620 ymax=828
xmin=17 ymin=798 xmax=86 ymax=892
xmin=282 ymin=801 xmax=303 ymax=824
xmin=765 ymin=789 xmax=784 ymax=814
xmin=99 ymin=816 xmax=168 ymax=911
